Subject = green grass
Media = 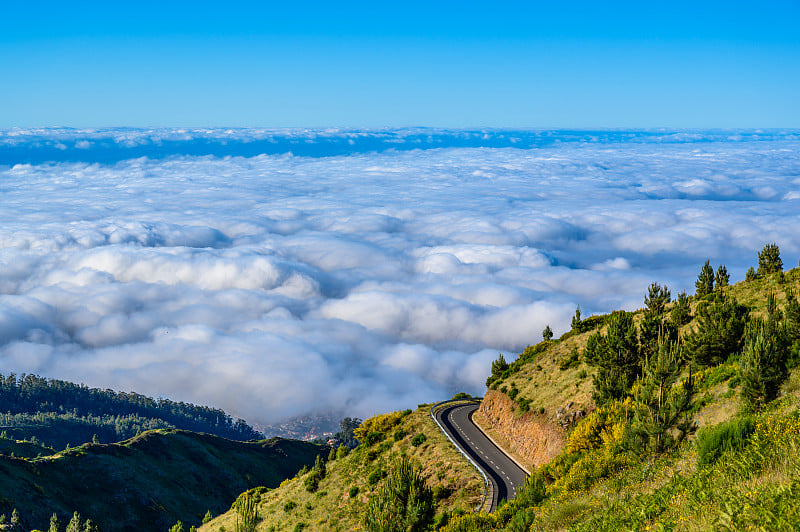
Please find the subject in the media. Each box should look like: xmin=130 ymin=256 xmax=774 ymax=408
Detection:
xmin=0 ymin=429 xmax=325 ymax=531
xmin=439 ymin=266 xmax=800 ymax=532
xmin=200 ymin=405 xmax=483 ymax=531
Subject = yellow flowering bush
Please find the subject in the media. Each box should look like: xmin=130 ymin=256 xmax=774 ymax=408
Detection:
xmin=353 ymin=409 xmax=411 ymax=443
xmin=566 ymin=398 xmax=629 ymax=453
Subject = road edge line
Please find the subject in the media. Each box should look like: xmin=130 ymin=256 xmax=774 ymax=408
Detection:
xmin=430 ymin=399 xmax=493 ymax=513
xmin=469 ymin=410 xmax=532 ymax=476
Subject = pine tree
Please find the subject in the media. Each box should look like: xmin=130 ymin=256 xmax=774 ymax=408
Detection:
xmin=757 ymin=243 xmax=783 ymax=276
xmin=670 ymin=291 xmax=692 ymax=327
xmin=10 ymin=508 xmax=20 ymax=528
xmin=202 ymin=511 xmax=213 ymax=525
xmin=83 ymin=519 xmax=98 ymax=532
xmin=487 ymin=353 xmax=509 ymax=386
xmin=66 ymin=512 xmax=81 ymax=532
xmin=739 ymin=294 xmax=790 ymax=412
xmin=715 ymin=265 xmax=730 ymax=289
xmin=49 ymin=513 xmax=60 ymax=532
xmin=640 ymin=282 xmax=677 ymax=360
xmin=233 ymin=492 xmax=258 ymax=532
xmin=585 ymin=311 xmax=642 ymax=405
xmin=684 ymin=291 xmax=748 ymax=367
xmin=629 ymin=340 xmax=695 ymax=453
xmin=571 ymin=306 xmax=582 ymax=330
xmin=542 ymin=325 xmax=553 ymax=341
xmin=644 ymin=282 xmax=671 ymax=315
xmin=695 ymin=260 xmax=715 ymax=297
xmin=362 ymin=456 xmax=435 ymax=532
xmin=784 ymin=288 xmax=800 ymax=343
xmin=745 ymin=266 xmax=758 ymax=281
xmin=168 ymin=521 xmax=186 ymax=532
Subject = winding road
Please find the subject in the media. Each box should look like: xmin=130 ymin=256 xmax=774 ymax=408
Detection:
xmin=433 ymin=402 xmax=528 ymax=511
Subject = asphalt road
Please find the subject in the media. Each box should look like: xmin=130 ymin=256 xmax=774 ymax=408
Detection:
xmin=434 ymin=402 xmax=528 ymax=510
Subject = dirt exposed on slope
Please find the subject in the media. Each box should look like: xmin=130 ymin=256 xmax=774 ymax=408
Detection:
xmin=473 ymin=389 xmax=566 ymax=471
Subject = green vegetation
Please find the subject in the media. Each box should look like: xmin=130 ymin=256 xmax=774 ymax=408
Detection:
xmin=584 ymin=310 xmax=640 ymax=405
xmin=361 ymin=456 xmax=435 ymax=531
xmin=684 ymin=291 xmax=748 ymax=367
xmin=758 ymin=242 xmax=783 ymax=276
xmin=696 ymin=416 xmax=755 ymax=466
xmin=695 ymin=259 xmax=715 ymax=297
xmin=0 ymin=430 xmax=325 ymax=531
xmin=199 ymin=406 xmax=482 ymax=531
xmin=437 ymin=249 xmax=800 ymax=531
xmin=0 ymin=373 xmax=261 ymax=449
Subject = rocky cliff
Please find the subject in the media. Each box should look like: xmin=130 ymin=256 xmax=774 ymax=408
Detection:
xmin=473 ymin=389 xmax=568 ymax=471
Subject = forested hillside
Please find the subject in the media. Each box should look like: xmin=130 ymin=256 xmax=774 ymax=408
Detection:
xmin=0 ymin=430 xmax=326 ymax=531
xmin=0 ymin=374 xmax=261 ymax=450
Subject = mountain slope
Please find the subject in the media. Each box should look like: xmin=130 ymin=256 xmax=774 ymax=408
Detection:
xmin=0 ymin=429 xmax=326 ymax=531
xmin=200 ymin=405 xmax=484 ymax=531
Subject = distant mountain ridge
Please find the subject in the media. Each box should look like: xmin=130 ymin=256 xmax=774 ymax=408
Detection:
xmin=0 ymin=373 xmax=262 ymax=450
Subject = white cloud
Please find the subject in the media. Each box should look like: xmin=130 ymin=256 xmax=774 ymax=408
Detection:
xmin=1 ymin=130 xmax=799 ymax=427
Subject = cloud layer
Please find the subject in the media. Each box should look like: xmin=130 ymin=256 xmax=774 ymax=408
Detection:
xmin=1 ymin=131 xmax=799 ymax=426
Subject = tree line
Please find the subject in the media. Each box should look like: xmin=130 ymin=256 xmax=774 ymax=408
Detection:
xmin=0 ymin=373 xmax=262 ymax=449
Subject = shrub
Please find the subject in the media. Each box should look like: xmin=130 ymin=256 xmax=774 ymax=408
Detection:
xmin=393 ymin=428 xmax=406 ymax=441
xmin=696 ymin=416 xmax=755 ymax=465
xmin=559 ymin=348 xmax=581 ymax=370
xmin=508 ymin=384 xmax=519 ymax=400
xmin=362 ymin=431 xmax=384 ymax=446
xmin=411 ymin=433 xmax=427 ymax=447
xmin=354 ymin=410 xmax=411 ymax=443
xmin=361 ymin=457 xmax=435 ymax=532
xmin=368 ymin=468 xmax=384 ymax=485
xmin=349 ymin=486 xmax=360 ymax=498
xmin=517 ymin=397 xmax=531 ymax=413
xmin=283 ymin=501 xmax=296 ymax=512
xmin=377 ymin=440 xmax=393 ymax=453
xmin=486 ymin=353 xmax=510 ymax=386
xmin=433 ymin=485 xmax=453 ymax=501
xmin=336 ymin=444 xmax=349 ymax=459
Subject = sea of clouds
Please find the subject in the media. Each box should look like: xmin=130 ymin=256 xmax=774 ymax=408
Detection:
xmin=1 ymin=129 xmax=799 ymax=428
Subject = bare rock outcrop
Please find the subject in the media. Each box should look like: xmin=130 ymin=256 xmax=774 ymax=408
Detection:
xmin=473 ymin=389 xmax=566 ymax=469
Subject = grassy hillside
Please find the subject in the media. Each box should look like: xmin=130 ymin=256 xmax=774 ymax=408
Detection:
xmin=0 ymin=429 xmax=326 ymax=532
xmin=200 ymin=404 xmax=484 ymax=531
xmin=199 ymin=259 xmax=800 ymax=532
xmin=437 ymin=263 xmax=800 ymax=531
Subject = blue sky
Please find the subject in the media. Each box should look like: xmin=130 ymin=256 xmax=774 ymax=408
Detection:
xmin=2 ymin=1 xmax=799 ymax=127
